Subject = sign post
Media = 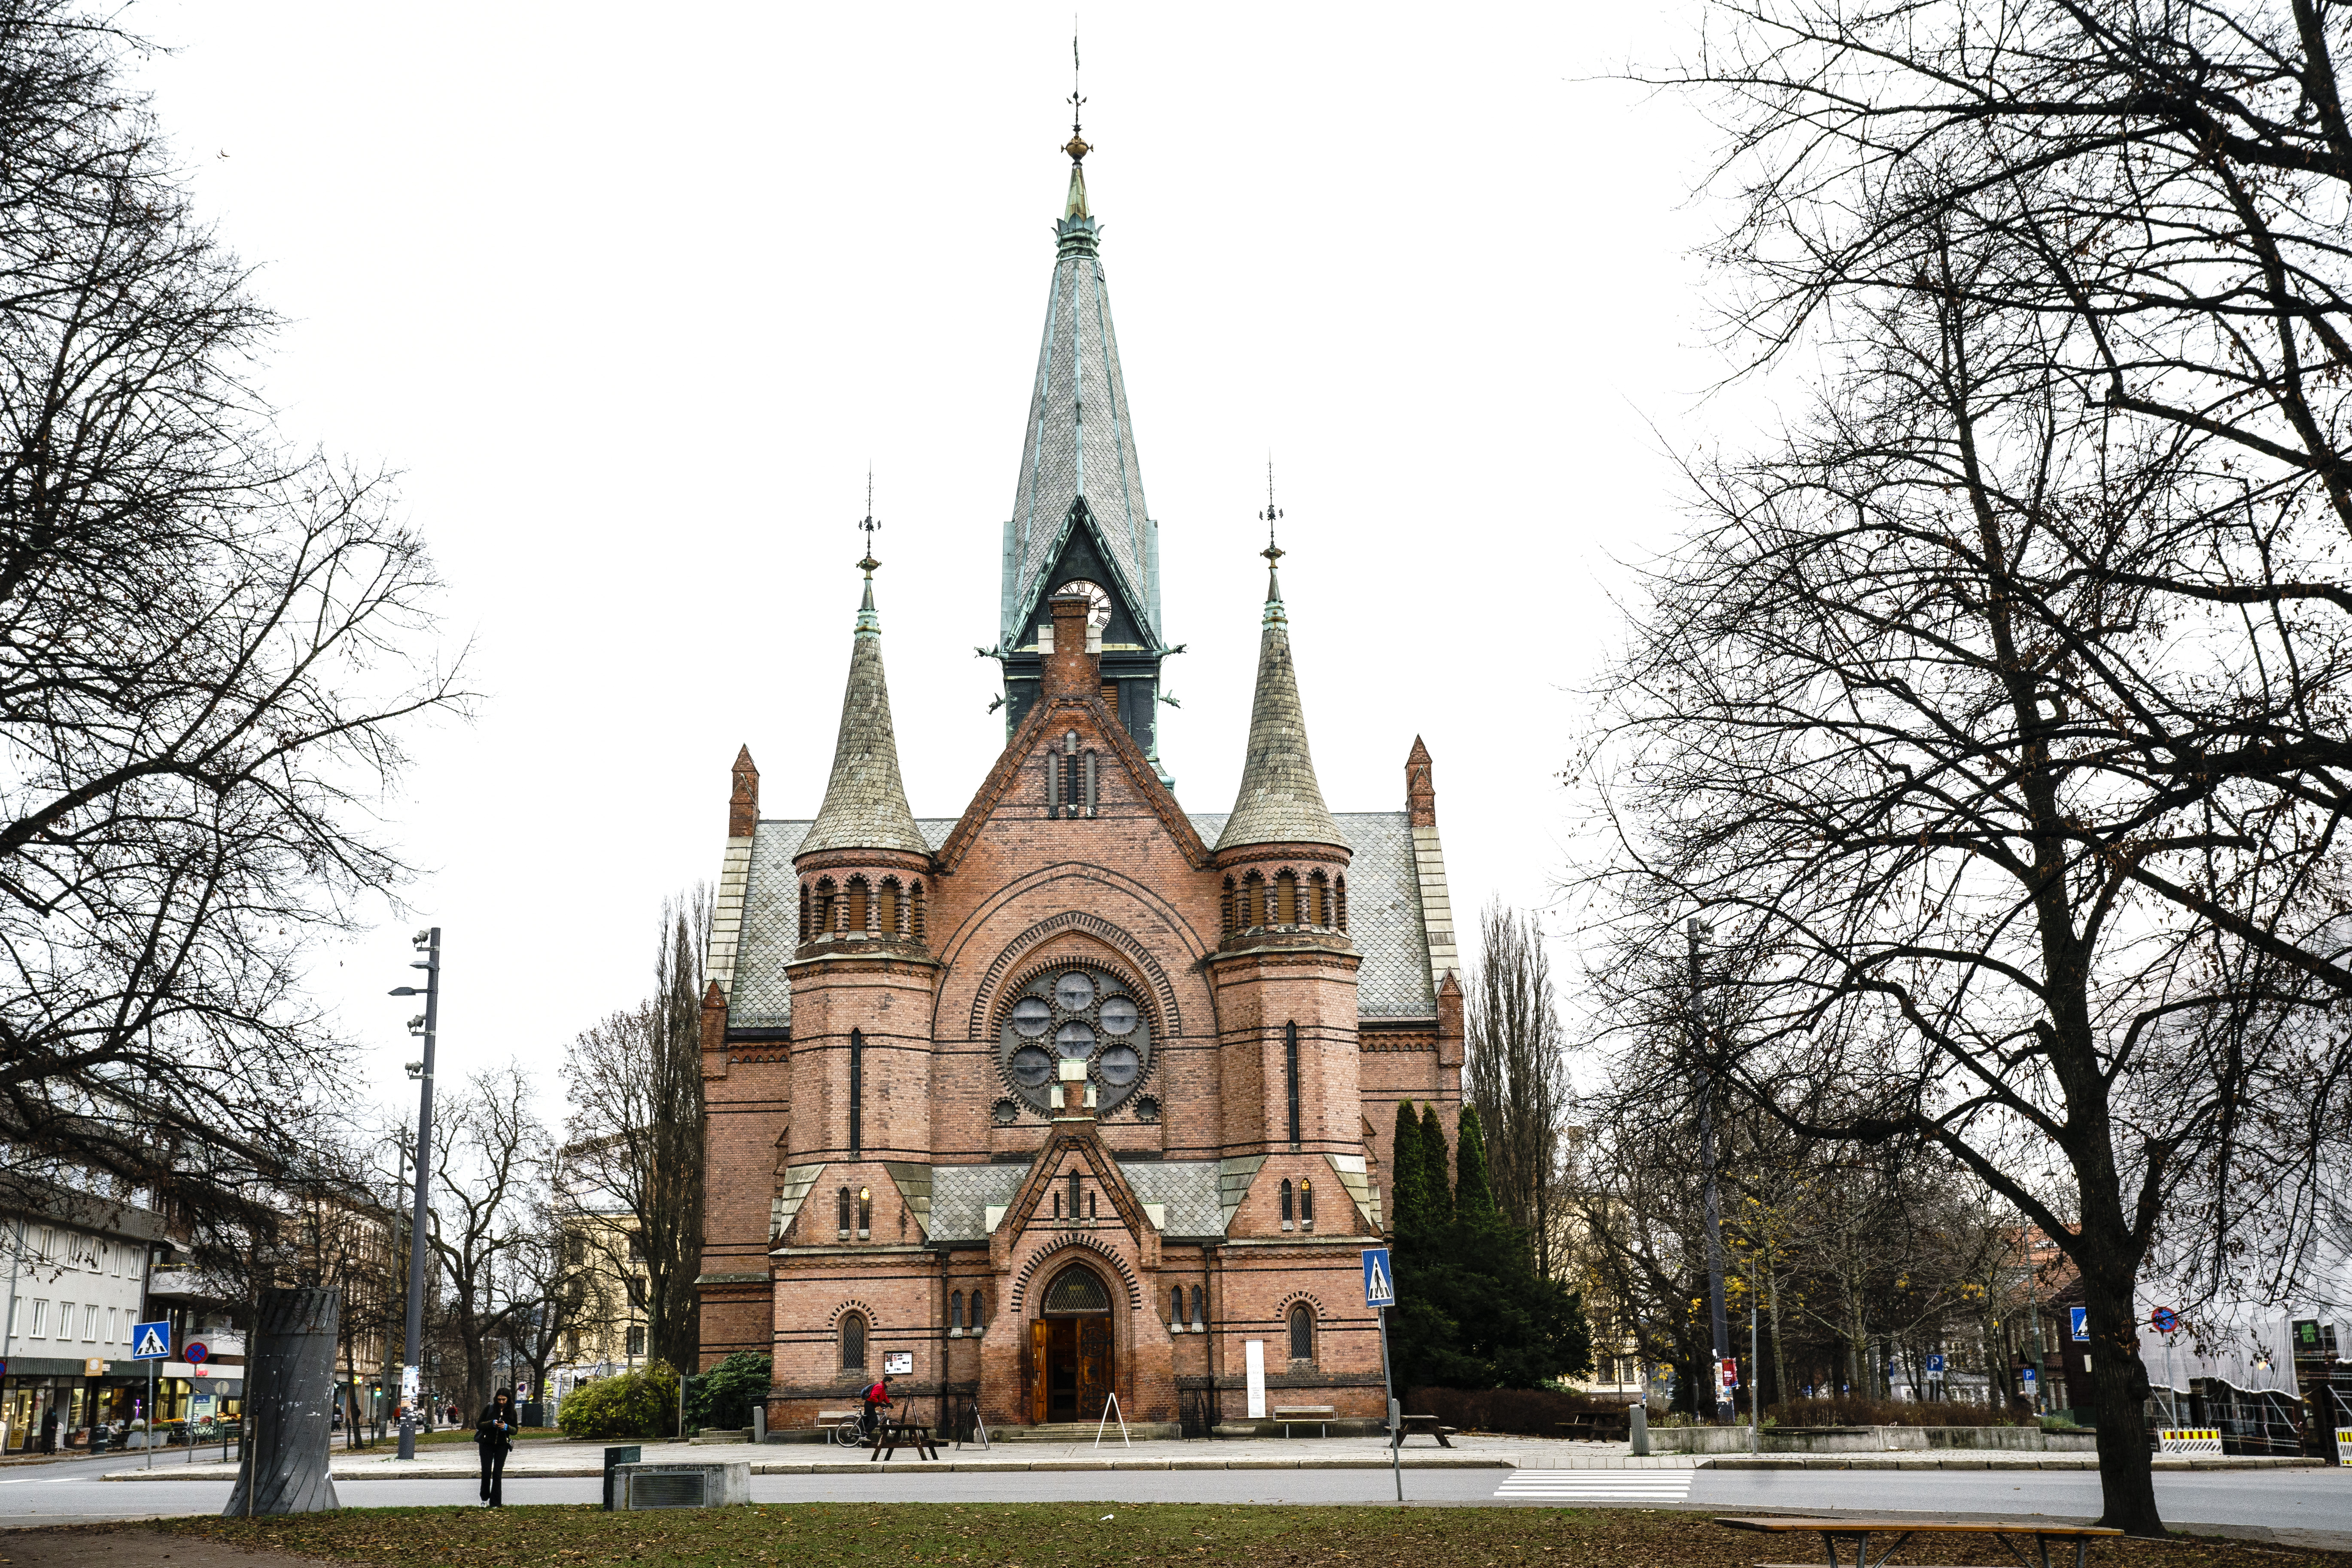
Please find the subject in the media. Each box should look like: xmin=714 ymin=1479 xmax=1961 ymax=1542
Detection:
xmin=130 ymin=1318 xmax=170 ymax=1471
xmin=1363 ymin=1248 xmax=1400 ymax=1502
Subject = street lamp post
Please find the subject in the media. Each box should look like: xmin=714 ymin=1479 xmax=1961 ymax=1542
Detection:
xmin=389 ymin=927 xmax=441 ymax=1461
xmin=1690 ymin=917 xmax=1732 ymax=1426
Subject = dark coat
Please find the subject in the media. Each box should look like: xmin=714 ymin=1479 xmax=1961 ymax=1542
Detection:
xmin=474 ymin=1402 xmax=517 ymax=1452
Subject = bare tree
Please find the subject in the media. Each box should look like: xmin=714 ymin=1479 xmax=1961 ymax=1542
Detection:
xmin=1464 ymin=899 xmax=1570 ymax=1274
xmin=563 ymin=889 xmax=709 ymax=1373
xmin=424 ymin=1063 xmax=547 ymax=1413
xmin=0 ymin=1 xmax=462 ymax=1245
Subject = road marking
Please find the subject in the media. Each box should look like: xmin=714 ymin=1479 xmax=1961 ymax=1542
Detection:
xmin=1494 ymin=1469 xmax=1695 ymax=1503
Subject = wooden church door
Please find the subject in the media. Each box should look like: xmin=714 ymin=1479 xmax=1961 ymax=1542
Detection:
xmin=1076 ymin=1317 xmax=1113 ymax=1419
xmin=1028 ymin=1318 xmax=1052 ymax=1425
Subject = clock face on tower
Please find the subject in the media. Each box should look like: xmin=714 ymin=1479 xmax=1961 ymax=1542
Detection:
xmin=1050 ymin=580 xmax=1113 ymax=631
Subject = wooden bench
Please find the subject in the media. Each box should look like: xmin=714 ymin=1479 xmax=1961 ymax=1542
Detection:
xmin=1717 ymin=1515 xmax=2123 ymax=1568
xmin=1272 ymin=1404 xmax=1336 ymax=1437
xmin=1391 ymin=1412 xmax=1455 ymax=1448
xmin=816 ymin=1408 xmax=859 ymax=1425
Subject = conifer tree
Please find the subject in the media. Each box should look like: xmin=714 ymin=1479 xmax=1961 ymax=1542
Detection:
xmin=1456 ymin=1105 xmax=1499 ymax=1224
xmin=1421 ymin=1104 xmax=1454 ymax=1224
xmin=1390 ymin=1099 xmax=1428 ymax=1238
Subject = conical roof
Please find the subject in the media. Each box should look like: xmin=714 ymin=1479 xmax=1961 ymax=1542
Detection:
xmin=1215 ymin=559 xmax=1346 ymax=852
xmin=1000 ymin=140 xmax=1159 ymax=647
xmin=800 ymin=566 xmax=930 ymax=858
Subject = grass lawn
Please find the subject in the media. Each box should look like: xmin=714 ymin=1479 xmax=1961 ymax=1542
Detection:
xmin=140 ymin=1503 xmax=2351 ymax=1568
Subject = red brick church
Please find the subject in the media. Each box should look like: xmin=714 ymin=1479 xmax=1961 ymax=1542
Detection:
xmin=694 ymin=122 xmax=1464 ymax=1434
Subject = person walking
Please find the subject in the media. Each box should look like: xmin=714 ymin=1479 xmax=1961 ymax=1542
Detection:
xmin=474 ymin=1388 xmax=517 ymax=1506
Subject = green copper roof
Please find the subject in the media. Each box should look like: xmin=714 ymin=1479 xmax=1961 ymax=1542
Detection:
xmin=1214 ymin=563 xmax=1345 ymax=852
xmin=800 ymin=566 xmax=929 ymax=859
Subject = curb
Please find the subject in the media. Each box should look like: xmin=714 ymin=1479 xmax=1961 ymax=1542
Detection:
xmin=103 ymin=1455 xmax=1520 ymax=1482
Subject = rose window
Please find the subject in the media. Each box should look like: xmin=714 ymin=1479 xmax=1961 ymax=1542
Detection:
xmin=999 ymin=964 xmax=1153 ymax=1114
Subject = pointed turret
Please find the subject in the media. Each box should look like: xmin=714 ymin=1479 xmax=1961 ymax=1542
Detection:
xmin=1216 ymin=539 xmax=1346 ymax=852
xmin=800 ymin=558 xmax=929 ymax=858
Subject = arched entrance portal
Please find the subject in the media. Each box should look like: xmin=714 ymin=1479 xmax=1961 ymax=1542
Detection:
xmin=1028 ymin=1262 xmax=1113 ymax=1424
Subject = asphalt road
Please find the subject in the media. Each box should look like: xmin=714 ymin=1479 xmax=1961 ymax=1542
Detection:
xmin=0 ymin=1452 xmax=2344 ymax=1542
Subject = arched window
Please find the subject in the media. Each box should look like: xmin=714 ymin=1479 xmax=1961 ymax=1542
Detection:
xmin=1241 ymin=873 xmax=1264 ymax=928
xmin=1052 ymin=1189 xmax=1062 ymax=1219
xmin=1280 ymin=1178 xmax=1294 ymax=1224
xmin=969 ymin=1289 xmax=986 ymax=1330
xmin=857 ymin=1187 xmax=873 ymax=1235
xmin=1171 ymin=1285 xmax=1185 ymax=1324
xmin=1335 ymin=877 xmax=1348 ymax=932
xmin=951 ymin=1291 xmax=965 ymax=1329
xmin=879 ymin=878 xmax=900 ymax=935
xmin=1310 ymin=872 xmax=1329 ymax=926
xmin=847 ymin=877 xmax=870 ymax=934
xmin=836 ymin=1187 xmax=851 ymax=1237
xmin=1067 ymin=1171 xmax=1082 ymax=1218
xmin=1041 ymin=1265 xmax=1111 ymax=1314
xmin=910 ymin=881 xmax=926 ymax=941
xmin=1221 ymin=878 xmax=1236 ymax=939
xmin=1083 ymin=750 xmax=1098 ymax=816
xmin=841 ymin=1312 xmax=867 ymax=1370
xmin=1276 ymin=871 xmax=1298 ymax=925
xmin=1189 ymin=1285 xmax=1204 ymax=1328
xmin=816 ymin=878 xmax=838 ymax=934
xmin=1086 ymin=1190 xmax=1097 ymax=1219
xmin=1299 ymin=1179 xmax=1314 ymax=1224
xmin=1288 ymin=1302 xmax=1314 ymax=1363
xmin=799 ymin=883 xmax=811 ymax=941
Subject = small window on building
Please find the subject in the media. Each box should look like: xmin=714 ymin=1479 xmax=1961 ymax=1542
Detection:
xmin=969 ymin=1290 xmax=986 ymax=1330
xmin=879 ymin=879 xmax=900 ymax=934
xmin=842 ymin=1312 xmax=868 ymax=1370
xmin=1280 ymin=1179 xmax=1293 ymax=1224
xmin=848 ymin=877 xmax=870 ymax=932
xmin=1335 ymin=877 xmax=1348 ymax=932
xmin=1067 ymin=1172 xmax=1082 ymax=1218
xmin=1220 ymin=878 xmax=1236 ymax=938
xmin=800 ymin=883 xmax=811 ymax=941
xmin=1086 ymin=1190 xmax=1097 ymax=1219
xmin=627 ymin=1325 xmax=646 ymax=1358
xmin=627 ymin=1234 xmax=645 ymax=1263
xmin=837 ymin=1187 xmax=852 ymax=1236
xmin=83 ymin=1303 xmax=97 ymax=1341
xmin=1288 ymin=1302 xmax=1315 ymax=1363
xmin=29 ymin=1299 xmax=46 ymax=1337
xmin=1300 ymin=1180 xmax=1314 ymax=1224
xmin=1171 ymin=1285 xmax=1184 ymax=1322
xmin=858 ymin=1187 xmax=873 ymax=1235
xmin=911 ymin=881 xmax=926 ymax=941
xmin=1276 ymin=871 xmax=1298 ymax=925
xmin=1082 ymin=751 xmax=1097 ymax=816
xmin=951 ymin=1291 xmax=965 ymax=1329
xmin=627 ymin=1276 xmax=645 ymax=1308
xmin=1190 ymin=1286 xmax=1205 ymax=1328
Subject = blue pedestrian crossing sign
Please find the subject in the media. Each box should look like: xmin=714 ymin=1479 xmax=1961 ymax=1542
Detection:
xmin=130 ymin=1320 xmax=171 ymax=1361
xmin=2069 ymin=1306 xmax=2089 ymax=1342
xmin=1362 ymin=1248 xmax=1396 ymax=1308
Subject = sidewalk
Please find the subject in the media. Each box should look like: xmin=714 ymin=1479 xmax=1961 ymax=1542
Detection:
xmin=98 ymin=1431 xmax=2324 ymax=1481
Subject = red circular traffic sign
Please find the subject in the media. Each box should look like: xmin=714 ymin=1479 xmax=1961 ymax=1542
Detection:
xmin=2149 ymin=1307 xmax=2179 ymax=1334
xmin=186 ymin=1340 xmax=210 ymax=1366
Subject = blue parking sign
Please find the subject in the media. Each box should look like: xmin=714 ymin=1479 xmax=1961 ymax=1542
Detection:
xmin=2069 ymin=1306 xmax=2089 ymax=1341
xmin=1362 ymin=1248 xmax=1396 ymax=1308
xmin=1926 ymin=1353 xmax=1945 ymax=1375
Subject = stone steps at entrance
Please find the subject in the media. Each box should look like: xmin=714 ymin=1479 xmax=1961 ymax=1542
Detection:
xmin=988 ymin=1422 xmax=1180 ymax=1443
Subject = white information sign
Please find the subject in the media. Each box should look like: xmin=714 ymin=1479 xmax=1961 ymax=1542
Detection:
xmin=883 ymin=1351 xmax=913 ymax=1376
xmin=1244 ymin=1340 xmax=1266 ymax=1419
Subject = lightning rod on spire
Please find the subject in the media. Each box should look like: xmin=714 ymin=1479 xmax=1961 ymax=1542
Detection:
xmin=1261 ymin=458 xmax=1284 ymax=565
xmin=857 ymin=466 xmax=882 ymax=575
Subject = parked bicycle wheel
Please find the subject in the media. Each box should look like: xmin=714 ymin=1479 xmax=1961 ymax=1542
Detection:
xmin=831 ymin=1419 xmax=862 ymax=1448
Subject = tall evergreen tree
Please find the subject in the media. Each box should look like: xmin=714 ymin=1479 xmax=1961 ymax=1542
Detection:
xmin=1421 ymin=1104 xmax=1454 ymax=1224
xmin=1390 ymin=1099 xmax=1427 ymax=1238
xmin=1456 ymin=1105 xmax=1499 ymax=1224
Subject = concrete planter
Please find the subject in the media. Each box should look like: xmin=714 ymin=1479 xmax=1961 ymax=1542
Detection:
xmin=1647 ymin=1424 xmax=2072 ymax=1454
xmin=611 ymin=1461 xmax=750 ymax=1510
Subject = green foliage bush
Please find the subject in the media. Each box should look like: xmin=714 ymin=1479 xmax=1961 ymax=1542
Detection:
xmin=556 ymin=1361 xmax=680 ymax=1440
xmin=685 ymin=1352 xmax=772 ymax=1431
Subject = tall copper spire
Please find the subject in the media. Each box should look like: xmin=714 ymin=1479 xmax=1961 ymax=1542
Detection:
xmin=802 ymin=495 xmax=928 ymax=858
xmin=1215 ymin=511 xmax=1345 ymax=852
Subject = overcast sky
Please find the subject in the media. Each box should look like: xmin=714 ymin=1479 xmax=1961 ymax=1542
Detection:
xmin=126 ymin=2 xmax=1737 ymax=1131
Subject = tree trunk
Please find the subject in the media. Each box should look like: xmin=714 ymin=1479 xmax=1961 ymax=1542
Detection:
xmin=2078 ymin=1218 xmax=2161 ymax=1533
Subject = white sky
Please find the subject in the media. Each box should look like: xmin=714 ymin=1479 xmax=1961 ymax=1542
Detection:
xmin=126 ymin=2 xmax=1735 ymax=1130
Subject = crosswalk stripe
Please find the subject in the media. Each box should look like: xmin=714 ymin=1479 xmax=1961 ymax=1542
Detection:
xmin=1494 ymin=1469 xmax=1695 ymax=1502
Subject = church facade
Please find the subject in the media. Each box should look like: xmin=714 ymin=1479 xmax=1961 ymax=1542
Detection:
xmin=694 ymin=128 xmax=1464 ymax=1434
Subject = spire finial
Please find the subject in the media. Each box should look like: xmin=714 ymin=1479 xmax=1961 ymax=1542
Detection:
xmin=1260 ymin=460 xmax=1284 ymax=565
xmin=856 ymin=465 xmax=882 ymax=577
xmin=1063 ymin=29 xmax=1090 ymax=162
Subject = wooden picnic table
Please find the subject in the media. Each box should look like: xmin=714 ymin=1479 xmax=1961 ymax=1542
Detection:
xmin=870 ymin=1418 xmax=939 ymax=1462
xmin=1716 ymin=1516 xmax=2123 ymax=1568
xmin=1390 ymin=1413 xmax=1454 ymax=1448
xmin=1558 ymin=1411 xmax=1632 ymax=1442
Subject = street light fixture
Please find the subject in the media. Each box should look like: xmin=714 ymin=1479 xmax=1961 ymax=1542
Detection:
xmin=391 ymin=927 xmax=441 ymax=1460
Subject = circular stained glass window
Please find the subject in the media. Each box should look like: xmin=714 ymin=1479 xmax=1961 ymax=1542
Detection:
xmin=998 ymin=965 xmax=1153 ymax=1114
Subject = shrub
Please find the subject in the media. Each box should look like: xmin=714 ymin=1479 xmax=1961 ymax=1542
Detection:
xmin=557 ymin=1361 xmax=680 ymax=1440
xmin=1405 ymin=1386 xmax=1660 ymax=1438
xmin=685 ymin=1352 xmax=772 ymax=1431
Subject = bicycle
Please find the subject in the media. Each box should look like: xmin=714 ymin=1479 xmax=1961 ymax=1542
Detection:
xmin=830 ymin=1416 xmax=865 ymax=1449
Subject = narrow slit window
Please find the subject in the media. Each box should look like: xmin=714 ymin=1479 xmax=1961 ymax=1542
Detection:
xmin=1280 ymin=1178 xmax=1294 ymax=1223
xmin=1083 ymin=751 xmax=1097 ymax=816
xmin=951 ymin=1291 xmax=965 ymax=1329
xmin=1300 ymin=1179 xmax=1314 ymax=1224
xmin=836 ymin=1187 xmax=851 ymax=1236
xmin=1067 ymin=1171 xmax=1082 ymax=1218
xmin=1285 ymin=1021 xmax=1302 ymax=1146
